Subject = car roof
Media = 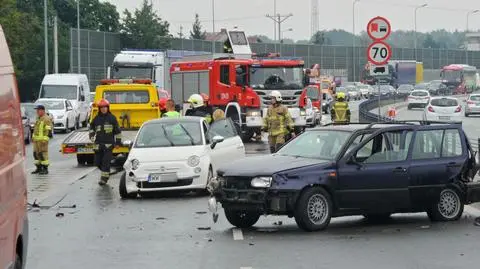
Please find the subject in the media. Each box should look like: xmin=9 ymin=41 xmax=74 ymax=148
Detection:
xmin=36 ymin=98 xmax=68 ymax=102
xmin=144 ymin=116 xmax=203 ymax=125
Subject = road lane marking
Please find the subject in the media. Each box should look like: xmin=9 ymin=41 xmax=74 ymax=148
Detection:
xmin=240 ymin=267 xmax=253 ymax=269
xmin=232 ymin=228 xmax=244 ymax=240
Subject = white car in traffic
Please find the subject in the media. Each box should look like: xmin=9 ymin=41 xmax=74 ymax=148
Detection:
xmin=423 ymin=97 xmax=462 ymax=122
xmin=120 ymin=117 xmax=246 ymax=198
xmin=464 ymin=94 xmax=480 ymax=117
xmin=407 ymin=90 xmax=430 ymax=109
xmin=35 ymin=98 xmax=77 ymax=132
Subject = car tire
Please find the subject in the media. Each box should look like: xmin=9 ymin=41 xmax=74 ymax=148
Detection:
xmin=224 ymin=208 xmax=260 ymax=228
xmin=427 ymin=188 xmax=464 ymax=222
xmin=294 ymin=186 xmax=332 ymax=232
xmin=119 ymin=172 xmax=137 ymax=199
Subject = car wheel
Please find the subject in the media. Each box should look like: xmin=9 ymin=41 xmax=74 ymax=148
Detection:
xmin=427 ymin=188 xmax=464 ymax=222
xmin=294 ymin=186 xmax=332 ymax=232
xmin=224 ymin=208 xmax=260 ymax=228
xmin=119 ymin=172 xmax=137 ymax=199
xmin=363 ymin=213 xmax=391 ymax=222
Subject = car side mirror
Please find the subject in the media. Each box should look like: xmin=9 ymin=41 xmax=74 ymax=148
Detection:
xmin=123 ymin=140 xmax=133 ymax=148
xmin=210 ymin=135 xmax=225 ymax=149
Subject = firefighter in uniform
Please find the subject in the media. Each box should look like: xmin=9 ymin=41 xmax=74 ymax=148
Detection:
xmin=31 ymin=104 xmax=53 ymax=175
xmin=262 ymin=90 xmax=295 ymax=153
xmin=330 ymin=92 xmax=351 ymax=125
xmin=89 ymin=99 xmax=122 ymax=185
xmin=185 ymin=94 xmax=212 ymax=124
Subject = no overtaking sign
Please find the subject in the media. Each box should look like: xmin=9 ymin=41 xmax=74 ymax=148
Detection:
xmin=366 ymin=16 xmax=392 ymax=66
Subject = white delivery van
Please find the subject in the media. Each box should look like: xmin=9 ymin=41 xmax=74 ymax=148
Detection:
xmin=38 ymin=74 xmax=91 ymax=127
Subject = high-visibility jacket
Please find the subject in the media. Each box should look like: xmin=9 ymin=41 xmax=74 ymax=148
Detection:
xmin=262 ymin=104 xmax=294 ymax=137
xmin=162 ymin=111 xmax=181 ymax=118
xmin=331 ymin=101 xmax=351 ymax=123
xmin=32 ymin=115 xmax=53 ymax=142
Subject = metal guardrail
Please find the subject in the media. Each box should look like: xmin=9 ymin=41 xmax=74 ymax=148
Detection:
xmin=358 ymin=95 xmax=479 ymax=150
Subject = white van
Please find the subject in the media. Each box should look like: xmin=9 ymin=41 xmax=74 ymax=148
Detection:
xmin=38 ymin=74 xmax=90 ymax=127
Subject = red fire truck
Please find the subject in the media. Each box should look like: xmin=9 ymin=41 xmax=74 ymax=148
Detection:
xmin=170 ymin=53 xmax=312 ymax=141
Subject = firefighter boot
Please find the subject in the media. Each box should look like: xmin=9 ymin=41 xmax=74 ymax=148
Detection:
xmin=31 ymin=165 xmax=41 ymax=174
xmin=39 ymin=165 xmax=49 ymax=175
xmin=98 ymin=176 xmax=109 ymax=186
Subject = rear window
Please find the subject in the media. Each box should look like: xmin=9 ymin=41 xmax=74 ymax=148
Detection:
xmin=431 ymin=98 xmax=458 ymax=107
xmin=411 ymin=91 xmax=428 ymax=97
xmin=470 ymin=95 xmax=480 ymax=101
xmin=103 ymin=90 xmax=150 ymax=104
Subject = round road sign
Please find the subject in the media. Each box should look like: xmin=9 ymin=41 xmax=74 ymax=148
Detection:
xmin=367 ymin=16 xmax=391 ymax=41
xmin=367 ymin=41 xmax=392 ymax=65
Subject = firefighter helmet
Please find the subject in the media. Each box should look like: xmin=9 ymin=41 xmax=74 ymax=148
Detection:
xmin=269 ymin=90 xmax=282 ymax=102
xmin=97 ymin=99 xmax=110 ymax=108
xmin=336 ymin=92 xmax=346 ymax=100
xmin=187 ymin=94 xmax=204 ymax=108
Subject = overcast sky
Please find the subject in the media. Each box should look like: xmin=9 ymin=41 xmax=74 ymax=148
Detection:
xmin=106 ymin=0 xmax=480 ymax=40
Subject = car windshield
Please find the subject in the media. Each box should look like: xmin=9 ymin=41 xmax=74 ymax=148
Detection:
xmin=411 ymin=91 xmax=428 ymax=97
xmin=277 ymin=130 xmax=352 ymax=160
xmin=431 ymin=98 xmax=458 ymax=107
xmin=250 ymin=66 xmax=304 ymax=89
xmin=415 ymin=84 xmax=428 ymax=89
xmin=442 ymin=70 xmax=461 ymax=81
xmin=135 ymin=121 xmax=202 ymax=148
xmin=112 ymin=66 xmax=152 ymax=80
xmin=40 ymin=85 xmax=77 ymax=100
xmin=38 ymin=100 xmax=65 ymax=110
xmin=103 ymin=90 xmax=150 ymax=104
xmin=470 ymin=95 xmax=480 ymax=101
xmin=398 ymin=85 xmax=412 ymax=91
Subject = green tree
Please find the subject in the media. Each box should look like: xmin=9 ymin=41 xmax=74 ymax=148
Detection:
xmin=190 ymin=13 xmax=206 ymax=40
xmin=121 ymin=0 xmax=171 ymax=48
xmin=2 ymin=0 xmax=45 ymax=101
xmin=423 ymin=34 xmax=439 ymax=48
xmin=311 ymin=31 xmax=328 ymax=45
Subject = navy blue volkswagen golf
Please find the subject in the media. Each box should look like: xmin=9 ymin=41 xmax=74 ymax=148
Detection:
xmin=210 ymin=122 xmax=480 ymax=231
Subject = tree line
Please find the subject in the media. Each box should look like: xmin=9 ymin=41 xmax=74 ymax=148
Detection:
xmin=0 ymin=0 xmax=470 ymax=101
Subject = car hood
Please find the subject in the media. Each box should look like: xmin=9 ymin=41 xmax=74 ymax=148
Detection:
xmin=48 ymin=110 xmax=66 ymax=117
xmin=218 ymin=154 xmax=328 ymax=177
xmin=128 ymin=145 xmax=206 ymax=163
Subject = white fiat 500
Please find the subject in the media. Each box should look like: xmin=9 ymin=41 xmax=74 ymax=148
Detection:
xmin=120 ymin=117 xmax=245 ymax=198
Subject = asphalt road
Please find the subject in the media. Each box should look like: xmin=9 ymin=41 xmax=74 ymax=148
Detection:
xmin=27 ymin=100 xmax=480 ymax=269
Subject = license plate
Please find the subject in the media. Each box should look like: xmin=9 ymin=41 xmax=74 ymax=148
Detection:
xmin=148 ymin=173 xmax=177 ymax=183
xmin=439 ymin=116 xmax=450 ymax=120
xmin=77 ymin=147 xmax=94 ymax=153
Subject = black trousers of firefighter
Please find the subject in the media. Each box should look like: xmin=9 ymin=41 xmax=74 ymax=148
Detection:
xmin=95 ymin=143 xmax=113 ymax=181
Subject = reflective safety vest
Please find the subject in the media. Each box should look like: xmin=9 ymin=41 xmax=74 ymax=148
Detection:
xmin=162 ymin=111 xmax=181 ymax=118
xmin=263 ymin=104 xmax=294 ymax=137
xmin=331 ymin=101 xmax=350 ymax=123
xmin=32 ymin=115 xmax=53 ymax=142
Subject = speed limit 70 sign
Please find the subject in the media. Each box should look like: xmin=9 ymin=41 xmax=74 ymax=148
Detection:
xmin=367 ymin=41 xmax=392 ymax=65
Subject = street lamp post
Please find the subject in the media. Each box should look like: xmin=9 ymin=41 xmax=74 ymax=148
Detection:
xmin=414 ymin=3 xmax=428 ymax=60
xmin=466 ymin=10 xmax=479 ymax=64
xmin=212 ymin=0 xmax=215 ymax=53
xmin=280 ymin=28 xmax=293 ymax=43
xmin=44 ymin=0 xmax=48 ymax=75
xmin=352 ymin=0 xmax=360 ymax=82
xmin=77 ymin=0 xmax=81 ymax=74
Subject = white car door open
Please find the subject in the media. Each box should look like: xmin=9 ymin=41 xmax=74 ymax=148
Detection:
xmin=207 ymin=118 xmax=244 ymax=169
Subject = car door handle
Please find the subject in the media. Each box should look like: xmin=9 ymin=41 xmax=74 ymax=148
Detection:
xmin=447 ymin=162 xmax=461 ymax=168
xmin=392 ymin=167 xmax=407 ymax=173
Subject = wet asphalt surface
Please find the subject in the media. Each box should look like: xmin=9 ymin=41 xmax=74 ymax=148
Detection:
xmin=26 ymin=100 xmax=480 ymax=269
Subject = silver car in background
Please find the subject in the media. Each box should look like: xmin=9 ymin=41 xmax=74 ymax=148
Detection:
xmin=465 ymin=94 xmax=480 ymax=117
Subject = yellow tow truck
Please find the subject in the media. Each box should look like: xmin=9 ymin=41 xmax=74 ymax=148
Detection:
xmin=61 ymin=79 xmax=161 ymax=165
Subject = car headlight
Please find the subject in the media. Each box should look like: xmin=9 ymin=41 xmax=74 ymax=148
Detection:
xmin=187 ymin=155 xmax=200 ymax=167
xmin=300 ymin=110 xmax=306 ymax=116
xmin=131 ymin=159 xmax=140 ymax=170
xmin=251 ymin=177 xmax=272 ymax=188
xmin=246 ymin=110 xmax=261 ymax=117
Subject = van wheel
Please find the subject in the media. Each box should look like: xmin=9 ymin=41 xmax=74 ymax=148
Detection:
xmin=119 ymin=172 xmax=137 ymax=199
xmin=224 ymin=208 xmax=260 ymax=228
xmin=294 ymin=186 xmax=332 ymax=232
xmin=427 ymin=188 xmax=464 ymax=222
xmin=14 ymin=253 xmax=22 ymax=269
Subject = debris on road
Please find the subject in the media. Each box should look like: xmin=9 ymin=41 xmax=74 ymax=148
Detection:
xmin=55 ymin=212 xmax=65 ymax=218
xmin=155 ymin=217 xmax=167 ymax=220
xmin=195 ymin=211 xmax=207 ymax=215
xmin=59 ymin=204 xmax=77 ymax=209
xmin=197 ymin=227 xmax=211 ymax=231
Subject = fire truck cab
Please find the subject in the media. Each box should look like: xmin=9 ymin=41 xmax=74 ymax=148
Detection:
xmin=170 ymin=54 xmax=308 ymax=141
